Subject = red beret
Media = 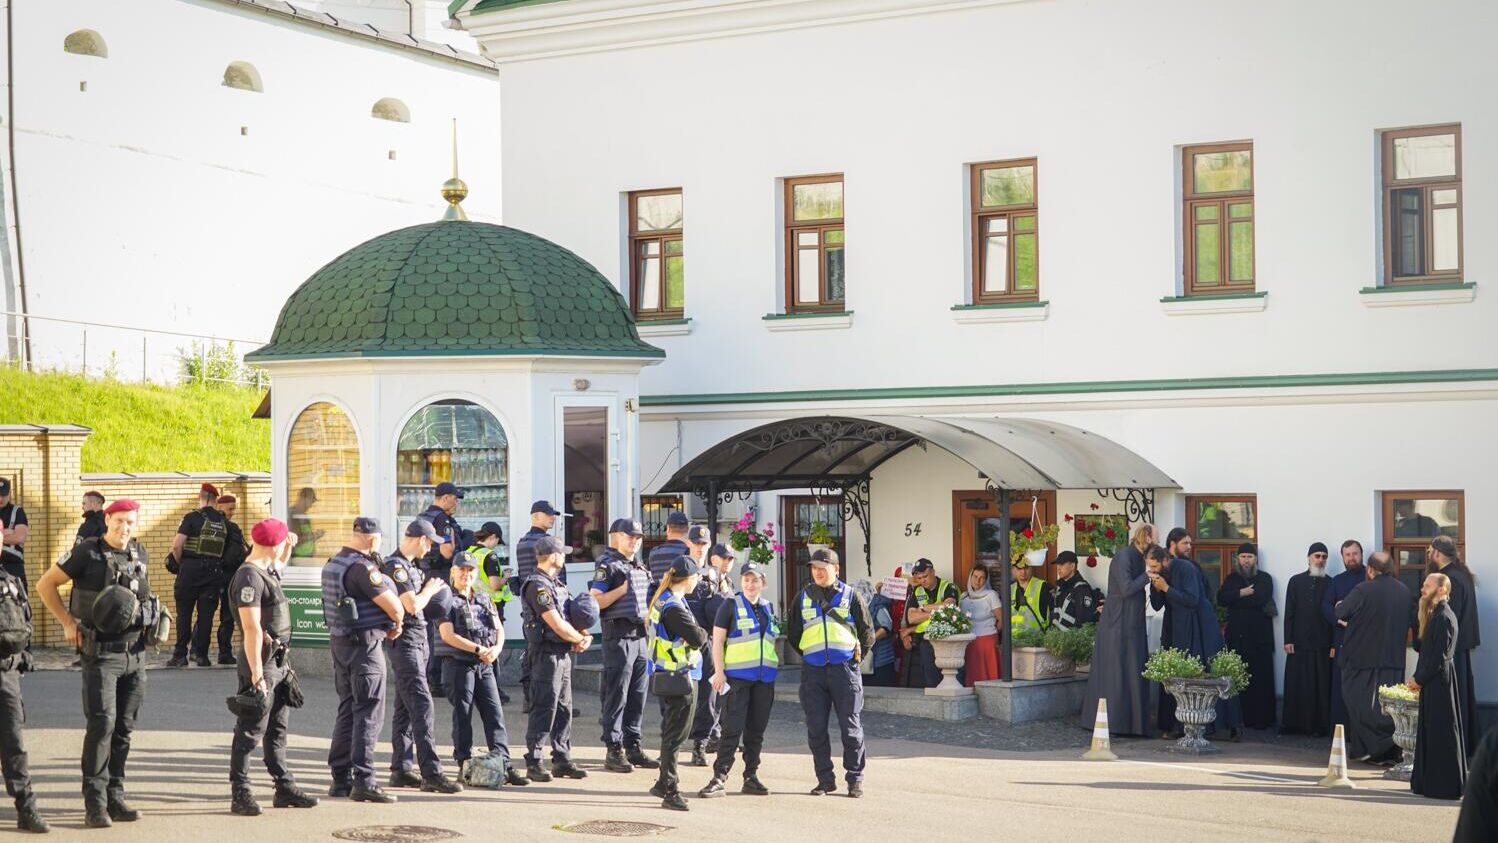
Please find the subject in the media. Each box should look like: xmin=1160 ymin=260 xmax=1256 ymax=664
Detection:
xmin=216 ymin=495 xmax=237 ymax=504
xmin=103 ymin=499 xmax=139 ymax=515
xmin=201 ymin=483 xmax=220 ymax=497
xmin=250 ymin=518 xmax=288 ymax=547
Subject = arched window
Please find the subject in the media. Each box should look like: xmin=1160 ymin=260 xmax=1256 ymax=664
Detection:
xmin=286 ymin=402 xmax=361 ymax=563
xmin=64 ymin=29 xmax=108 ymax=58
xmin=371 ymin=97 xmax=411 ymax=123
xmin=223 ymin=61 xmax=263 ymax=93
xmin=397 ymin=400 xmax=509 ymax=547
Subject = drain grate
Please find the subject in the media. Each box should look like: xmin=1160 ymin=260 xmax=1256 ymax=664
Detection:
xmin=558 ymin=820 xmax=673 ymax=837
xmin=331 ymin=826 xmax=462 ymax=843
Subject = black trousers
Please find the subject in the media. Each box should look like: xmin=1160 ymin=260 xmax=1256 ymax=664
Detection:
xmin=443 ymin=659 xmax=511 ymax=765
xmin=229 ymin=659 xmax=293 ymax=789
xmin=800 ymin=661 xmax=866 ymax=787
xmin=329 ymin=630 xmax=387 ymax=788
xmin=656 ymin=685 xmax=696 ymax=795
xmin=216 ymin=568 xmax=240 ymax=659
xmin=689 ymin=649 xmax=721 ymax=742
xmin=712 ymin=679 xmax=774 ymax=780
xmin=173 ymin=558 xmax=220 ymax=660
xmin=910 ymin=636 xmax=941 ymax=688
xmin=388 ymin=631 xmax=443 ymax=778
xmin=599 ymin=633 xmax=649 ymax=747
xmin=80 ymin=646 xmax=146 ymax=805
xmin=525 ymin=649 xmax=573 ymax=765
xmin=0 ymin=668 xmax=37 ymax=812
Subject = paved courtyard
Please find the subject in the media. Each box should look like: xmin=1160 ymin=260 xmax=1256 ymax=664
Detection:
xmin=10 ymin=656 xmax=1462 ymax=842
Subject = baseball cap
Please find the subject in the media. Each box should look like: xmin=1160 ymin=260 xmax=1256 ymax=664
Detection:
xmin=687 ymin=525 xmax=710 ymax=544
xmin=669 ymin=555 xmax=701 ymax=578
xmin=0 ymin=478 xmax=10 ymax=495
xmin=911 ymin=559 xmax=935 ymax=574
xmin=530 ymin=500 xmax=560 ymax=516
xmin=250 ymin=518 xmax=289 ymax=547
xmin=353 ymin=516 xmax=381 ymax=535
xmin=665 ymin=510 xmax=690 ymax=528
xmin=434 ymin=482 xmax=464 ymax=499
xmin=451 ymin=550 xmax=478 ymax=569
xmin=709 ymin=543 xmax=732 ymax=560
xmin=809 ymin=548 xmax=840 ymax=567
xmin=1054 ymin=550 xmax=1079 ymax=567
xmin=609 ymin=518 xmax=644 ymax=537
xmin=405 ymin=518 xmax=447 ymax=543
xmin=740 ymin=561 xmax=768 ymax=581
xmin=475 ymin=521 xmax=504 ymax=540
xmin=535 ymin=536 xmax=572 ymax=557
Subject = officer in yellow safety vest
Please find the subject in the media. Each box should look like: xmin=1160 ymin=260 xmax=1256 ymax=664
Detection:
xmin=698 ymin=561 xmax=777 ymax=799
xmin=1009 ymin=559 xmax=1052 ymax=635
xmin=903 ymin=559 xmax=959 ymax=688
xmin=784 ymin=549 xmax=874 ymax=799
xmin=468 ymin=522 xmax=515 ymax=618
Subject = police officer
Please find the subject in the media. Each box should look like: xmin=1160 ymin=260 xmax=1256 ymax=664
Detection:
xmin=420 ymin=483 xmax=463 ymax=693
xmin=588 ymin=518 xmax=659 ymax=773
xmin=169 ymin=483 xmax=230 ymax=667
xmin=1050 ymin=551 xmax=1099 ymax=630
xmin=648 ymin=555 xmax=707 ymax=811
xmin=647 ymin=510 xmax=691 ymax=587
xmin=467 ymin=521 xmax=515 ymax=622
xmin=76 ymin=490 xmax=107 ymax=546
xmin=699 ymin=561 xmax=777 ymax=799
xmin=215 ymin=495 xmax=250 ymax=665
xmin=903 ymin=559 xmax=958 ymax=688
xmin=515 ymin=500 xmax=560 ymax=711
xmin=432 ymin=551 xmax=527 ymax=787
xmin=323 ymin=517 xmax=404 ymax=803
xmin=785 ymin=548 xmax=874 ymax=798
xmin=0 ymin=478 xmax=28 ymax=589
xmin=228 ymin=518 xmax=320 ymax=816
xmin=0 ymin=520 xmax=48 ymax=833
xmin=685 ymin=529 xmax=729 ymax=766
xmin=520 ymin=536 xmax=591 ymax=782
xmin=382 ymin=519 xmax=462 ymax=794
xmin=37 ymin=498 xmax=163 ymax=827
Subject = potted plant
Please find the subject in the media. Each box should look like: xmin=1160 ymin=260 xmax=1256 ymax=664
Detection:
xmin=1044 ymin=623 xmax=1096 ymax=673
xmin=1066 ymin=509 xmax=1126 ymax=569
xmin=1011 ymin=625 xmax=1074 ymax=680
xmin=1378 ymin=684 xmax=1420 ymax=782
xmin=1010 ymin=523 xmax=1060 ymax=567
xmin=923 ymin=604 xmax=975 ymax=695
xmin=1142 ymin=648 xmax=1250 ymax=754
xmin=729 ymin=511 xmax=790 ymax=662
xmin=806 ymin=520 xmax=834 ymax=556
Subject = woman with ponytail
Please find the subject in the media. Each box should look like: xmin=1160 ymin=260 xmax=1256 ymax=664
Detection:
xmin=647 ymin=556 xmax=706 ymax=811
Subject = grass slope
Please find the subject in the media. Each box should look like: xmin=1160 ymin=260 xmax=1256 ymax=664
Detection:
xmin=0 ymin=367 xmax=270 ymax=473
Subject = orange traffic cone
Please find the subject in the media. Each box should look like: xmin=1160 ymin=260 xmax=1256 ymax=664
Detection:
xmin=1315 ymin=724 xmax=1356 ymax=788
xmin=1082 ymin=698 xmax=1118 ymax=761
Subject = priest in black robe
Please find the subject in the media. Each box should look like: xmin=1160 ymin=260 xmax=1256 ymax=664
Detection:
xmin=1409 ymin=572 xmax=1466 ymax=800
xmin=1454 ymin=725 xmax=1498 ymax=840
xmin=1335 ymin=551 xmax=1413 ymax=764
xmin=1429 ymin=535 xmax=1480 ymax=758
xmin=1217 ymin=543 xmax=1276 ymax=729
xmin=1321 ymin=540 xmax=1365 ymax=728
xmin=1280 ymin=542 xmax=1333 ymax=737
xmin=1149 ymin=536 xmax=1240 ymax=737
xmin=1080 ymin=526 xmax=1155 ymax=737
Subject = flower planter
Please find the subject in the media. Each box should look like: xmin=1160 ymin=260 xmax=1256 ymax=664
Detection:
xmin=1011 ymin=646 xmax=1074 ymax=681
xmin=1379 ymin=696 xmax=1420 ymax=782
xmin=1163 ymin=676 xmax=1232 ymax=755
xmin=1024 ymin=547 xmax=1048 ymax=566
xmin=925 ymin=633 xmax=975 ymax=695
xmin=1075 ymin=661 xmax=1091 ymax=674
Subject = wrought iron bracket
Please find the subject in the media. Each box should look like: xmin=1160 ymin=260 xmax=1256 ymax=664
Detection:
xmin=1097 ymin=487 xmax=1156 ymax=524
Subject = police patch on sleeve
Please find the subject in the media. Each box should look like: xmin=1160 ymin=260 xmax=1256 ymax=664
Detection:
xmin=393 ymin=566 xmax=409 ymax=583
xmin=239 ymin=586 xmax=256 ymax=604
xmin=535 ymin=589 xmax=553 ymax=608
xmin=594 ymin=567 xmax=609 ymax=582
xmin=369 ymin=569 xmax=384 ymax=586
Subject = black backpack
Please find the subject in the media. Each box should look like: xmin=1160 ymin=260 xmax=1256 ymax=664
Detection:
xmin=0 ymin=573 xmax=31 ymax=657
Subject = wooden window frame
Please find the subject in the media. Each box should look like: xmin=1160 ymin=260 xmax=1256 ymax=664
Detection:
xmin=784 ymin=174 xmax=846 ymax=314
xmin=639 ymin=494 xmax=684 ymax=556
xmin=780 ymin=495 xmax=847 ymax=598
xmin=970 ymin=158 xmax=1040 ymax=304
xmin=1185 ymin=493 xmax=1257 ymax=589
xmin=628 ymin=188 xmax=685 ymax=321
xmin=1381 ymin=124 xmax=1463 ymax=286
xmin=1380 ymin=489 xmax=1465 ymax=593
xmin=1182 ymin=141 xmax=1255 ymax=296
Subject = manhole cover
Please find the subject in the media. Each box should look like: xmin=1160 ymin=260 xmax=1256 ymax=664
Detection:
xmin=332 ymin=827 xmax=462 ymax=843
xmin=558 ymin=820 xmax=673 ymax=837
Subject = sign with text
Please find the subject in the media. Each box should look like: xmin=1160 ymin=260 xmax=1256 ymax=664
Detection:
xmin=285 ymin=586 xmax=329 ymax=646
xmin=881 ymin=576 xmax=908 ymax=601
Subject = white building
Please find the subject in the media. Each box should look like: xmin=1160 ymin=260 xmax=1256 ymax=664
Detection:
xmin=456 ymin=0 xmax=1498 ymax=706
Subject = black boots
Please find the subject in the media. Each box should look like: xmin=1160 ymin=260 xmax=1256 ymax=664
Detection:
xmin=505 ymin=767 xmax=530 ymax=787
xmin=273 ymin=784 xmax=320 ymax=808
xmin=387 ymin=769 xmax=423 ymax=789
xmin=106 ymin=793 xmax=139 ymax=822
xmin=698 ymin=777 xmax=726 ymax=798
xmin=625 ymin=744 xmax=659 ymax=770
xmin=742 ymin=773 xmax=770 ymax=795
xmin=231 ymin=788 xmax=261 ymax=816
xmin=14 ymin=795 xmax=48 ymax=833
xmin=328 ymin=776 xmax=353 ymax=798
xmin=604 ymin=746 xmax=633 ymax=773
xmin=350 ymin=785 xmax=397 ymax=803
xmin=690 ymin=741 xmax=708 ymax=767
xmin=552 ymin=761 xmax=588 ymax=780
xmin=661 ymin=790 xmax=689 ymax=811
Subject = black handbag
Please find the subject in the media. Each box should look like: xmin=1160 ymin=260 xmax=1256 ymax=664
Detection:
xmin=649 ymin=668 xmax=693 ymax=698
xmin=278 ymin=668 xmax=306 ymax=709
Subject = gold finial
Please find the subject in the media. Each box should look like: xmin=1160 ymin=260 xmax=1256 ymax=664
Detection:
xmin=441 ymin=117 xmax=468 ymax=221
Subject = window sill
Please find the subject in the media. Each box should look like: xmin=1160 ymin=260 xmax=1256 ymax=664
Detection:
xmin=635 ymin=318 xmax=692 ymax=337
xmin=763 ymin=311 xmax=853 ymax=332
xmin=1159 ymin=291 xmax=1267 ymax=316
xmin=951 ymin=300 xmax=1048 ymax=324
xmin=1359 ymin=282 xmax=1475 ymax=308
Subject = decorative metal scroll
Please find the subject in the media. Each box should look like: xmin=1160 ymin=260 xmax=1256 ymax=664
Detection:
xmin=732 ymin=419 xmax=908 ymax=455
xmin=814 ymin=478 xmax=873 ymax=576
xmin=1097 ymin=488 xmax=1156 ymax=524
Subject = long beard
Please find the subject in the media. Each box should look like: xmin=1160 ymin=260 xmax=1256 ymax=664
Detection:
xmin=1239 ymin=564 xmax=1257 ymax=579
xmin=1309 ymin=565 xmax=1326 ymax=578
xmin=1418 ymin=595 xmax=1444 ymax=638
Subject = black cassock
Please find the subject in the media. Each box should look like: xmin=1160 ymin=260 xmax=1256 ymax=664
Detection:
xmin=1441 ymin=564 xmax=1481 ymax=759
xmin=1454 ymin=725 xmax=1498 ymax=841
xmin=1411 ymin=602 xmax=1466 ymax=800
xmin=1280 ymin=571 xmax=1333 ymax=736
xmin=1217 ymin=570 xmax=1276 ymax=728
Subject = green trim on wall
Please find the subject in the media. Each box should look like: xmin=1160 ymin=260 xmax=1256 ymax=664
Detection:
xmin=951 ymin=300 xmax=1048 ymax=311
xmin=1159 ymin=291 xmax=1268 ymax=303
xmin=639 ymin=367 xmax=1498 ymax=407
xmin=636 ymin=318 xmax=692 ymax=326
xmin=1359 ymin=282 xmax=1475 ymax=294
xmin=468 ymin=0 xmax=570 ymax=14
xmin=762 ymin=311 xmax=853 ymax=321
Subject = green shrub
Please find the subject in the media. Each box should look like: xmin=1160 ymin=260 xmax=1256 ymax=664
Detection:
xmin=1044 ymin=624 xmax=1096 ymax=663
xmin=1012 ymin=626 xmax=1047 ymax=648
xmin=1142 ymin=647 xmax=1205 ymax=683
xmin=1210 ymin=649 xmax=1252 ymax=699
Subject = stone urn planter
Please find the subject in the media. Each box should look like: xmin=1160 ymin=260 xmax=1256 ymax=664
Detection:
xmin=1163 ymin=676 xmax=1232 ymax=755
xmin=926 ymin=633 xmax=975 ymax=695
xmin=1075 ymin=661 xmax=1091 ymax=674
xmin=1011 ymin=646 xmax=1075 ymax=681
xmin=1379 ymin=695 xmax=1420 ymax=782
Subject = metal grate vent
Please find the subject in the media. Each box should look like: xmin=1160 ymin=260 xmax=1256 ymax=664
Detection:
xmin=558 ymin=820 xmax=673 ymax=837
xmin=331 ymin=827 xmax=462 ymax=843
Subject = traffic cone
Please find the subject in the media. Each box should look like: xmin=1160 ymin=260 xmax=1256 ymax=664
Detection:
xmin=1082 ymin=698 xmax=1118 ymax=761
xmin=1315 ymin=724 xmax=1356 ymax=788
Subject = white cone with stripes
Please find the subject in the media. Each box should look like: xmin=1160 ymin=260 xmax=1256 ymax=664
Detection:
xmin=1315 ymin=724 xmax=1356 ymax=788
xmin=1082 ymin=698 xmax=1118 ymax=761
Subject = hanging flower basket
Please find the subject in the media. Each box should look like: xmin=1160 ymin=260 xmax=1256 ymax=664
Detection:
xmin=1009 ymin=496 xmax=1059 ymax=566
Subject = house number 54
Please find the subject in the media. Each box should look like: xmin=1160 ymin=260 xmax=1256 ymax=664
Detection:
xmin=904 ymin=523 xmax=922 ymax=536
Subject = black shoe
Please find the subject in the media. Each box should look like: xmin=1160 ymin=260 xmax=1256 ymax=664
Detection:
xmin=328 ymin=778 xmax=353 ymax=798
xmin=350 ymin=785 xmax=396 ymax=804
xmin=387 ymin=769 xmax=423 ymax=789
xmin=194 ymin=656 xmax=212 ymax=668
xmin=698 ymin=778 xmax=726 ymax=799
xmin=526 ymin=763 xmax=553 ymax=783
xmin=231 ymin=789 xmax=261 ymax=816
xmin=551 ymin=762 xmax=588 ymax=780
xmin=742 ymin=774 xmax=770 ymax=796
xmin=810 ymin=782 xmax=837 ymax=796
xmin=84 ymin=806 xmax=111 ymax=829
xmin=847 ymin=781 xmax=864 ymax=799
xmin=690 ymin=741 xmax=708 ymax=767
xmin=1227 ymin=728 xmax=1243 ymax=742
xmin=498 ymin=688 xmax=512 ymax=705
xmin=16 ymin=805 xmax=49 ymax=833
xmin=505 ymin=767 xmax=530 ymax=787
xmin=704 ymin=736 xmax=721 ymax=754
xmin=648 ymin=782 xmax=669 ymax=799
xmin=626 ymin=744 xmax=660 ymax=770
xmin=106 ymin=795 xmax=139 ymax=822
xmin=219 ymin=653 xmax=237 ymax=666
xmin=420 ymin=775 xmax=463 ymax=794
xmin=604 ymin=747 xmax=634 ymax=773
xmin=661 ymin=791 xmax=689 ymax=812
xmin=272 ymin=785 xmax=319 ymax=808
xmin=166 ymin=656 xmax=188 ymax=668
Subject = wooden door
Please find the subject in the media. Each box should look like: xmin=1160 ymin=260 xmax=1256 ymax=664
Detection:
xmin=780 ymin=495 xmax=847 ymax=611
xmin=951 ymin=490 xmax=1057 ymax=589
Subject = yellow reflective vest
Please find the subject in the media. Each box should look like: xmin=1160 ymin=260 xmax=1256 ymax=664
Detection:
xmin=910 ymin=578 xmax=953 ymax=634
xmin=1011 ymin=576 xmax=1047 ymax=634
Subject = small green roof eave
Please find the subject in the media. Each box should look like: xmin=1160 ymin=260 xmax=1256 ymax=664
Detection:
xmin=462 ymin=0 xmax=573 ymax=16
xmin=244 ymin=346 xmax=665 ymax=364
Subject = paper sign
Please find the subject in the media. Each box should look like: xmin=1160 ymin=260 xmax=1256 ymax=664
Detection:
xmin=880 ymin=576 xmax=908 ymax=601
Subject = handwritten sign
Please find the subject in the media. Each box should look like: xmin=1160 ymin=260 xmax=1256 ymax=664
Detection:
xmin=881 ymin=576 xmax=908 ymax=601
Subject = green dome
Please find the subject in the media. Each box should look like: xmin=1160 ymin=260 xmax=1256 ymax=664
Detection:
xmin=247 ymin=221 xmax=663 ymax=362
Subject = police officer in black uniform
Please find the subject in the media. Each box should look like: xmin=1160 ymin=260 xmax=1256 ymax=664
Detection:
xmin=228 ymin=518 xmax=320 ymax=816
xmin=322 ymin=517 xmax=404 ymax=803
xmin=588 ymin=518 xmax=659 ymax=773
xmin=514 ymin=500 xmax=559 ymax=712
xmin=37 ymin=498 xmax=164 ymax=828
xmin=647 ymin=510 xmax=691 ymax=588
xmin=0 ymin=520 xmax=48 ymax=833
xmin=685 ymin=527 xmax=729 ymax=766
xmin=1050 ymin=551 xmax=1100 ymax=630
xmin=76 ymin=491 xmax=107 ymax=546
xmin=382 ymin=519 xmax=461 ymax=794
xmin=520 ymin=535 xmax=591 ymax=782
xmin=0 ymin=478 xmax=28 ymax=590
xmin=215 ymin=494 xmax=250 ymax=665
xmin=169 ymin=483 xmax=230 ymax=667
xmin=420 ymin=483 xmax=463 ymax=693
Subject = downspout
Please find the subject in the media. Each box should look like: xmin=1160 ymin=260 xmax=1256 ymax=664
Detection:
xmin=4 ymin=0 xmax=30 ymax=368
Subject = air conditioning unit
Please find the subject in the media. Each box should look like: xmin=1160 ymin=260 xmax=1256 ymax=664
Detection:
xmin=683 ymin=490 xmax=752 ymax=524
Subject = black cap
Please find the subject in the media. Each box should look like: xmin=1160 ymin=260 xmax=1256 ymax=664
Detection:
xmin=1237 ymin=542 xmax=1258 ymax=556
xmin=451 ymin=550 xmax=478 ymax=569
xmin=1308 ymin=542 xmax=1329 ymax=556
xmin=0 ymin=478 xmax=9 ymax=495
xmin=353 ymin=516 xmax=381 ymax=535
xmin=567 ymin=592 xmax=600 ymax=629
xmin=535 ymin=536 xmax=572 ymax=557
xmin=669 ymin=555 xmax=700 ymax=578
xmin=609 ymin=518 xmax=644 ymax=537
xmin=405 ymin=518 xmax=447 ymax=543
xmin=530 ymin=500 xmax=560 ymax=516
xmin=808 ymin=548 xmax=840 ymax=567
xmin=709 ymin=543 xmax=732 ymax=560
xmin=1055 ymin=550 xmax=1079 ymax=566
xmin=687 ymin=525 xmax=710 ymax=544
xmin=665 ymin=510 xmax=690 ymax=528
xmin=434 ymin=482 xmax=464 ymax=499
xmin=475 ymin=521 xmax=504 ymax=540
xmin=739 ymin=561 xmax=768 ymax=581
xmin=911 ymin=559 xmax=934 ymax=574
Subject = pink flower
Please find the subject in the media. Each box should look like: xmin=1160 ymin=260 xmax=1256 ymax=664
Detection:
xmin=773 ymin=543 xmax=785 ymax=553
xmin=1064 ymin=513 xmax=1073 ymax=522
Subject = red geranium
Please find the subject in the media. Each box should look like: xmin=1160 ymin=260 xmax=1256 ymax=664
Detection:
xmin=1090 ymin=503 xmax=1100 ymax=511
xmin=1086 ymin=555 xmax=1098 ymax=567
xmin=1064 ymin=513 xmax=1074 ymax=522
xmin=1104 ymin=528 xmax=1116 ymax=539
xmin=1021 ymin=527 xmax=1034 ymax=539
